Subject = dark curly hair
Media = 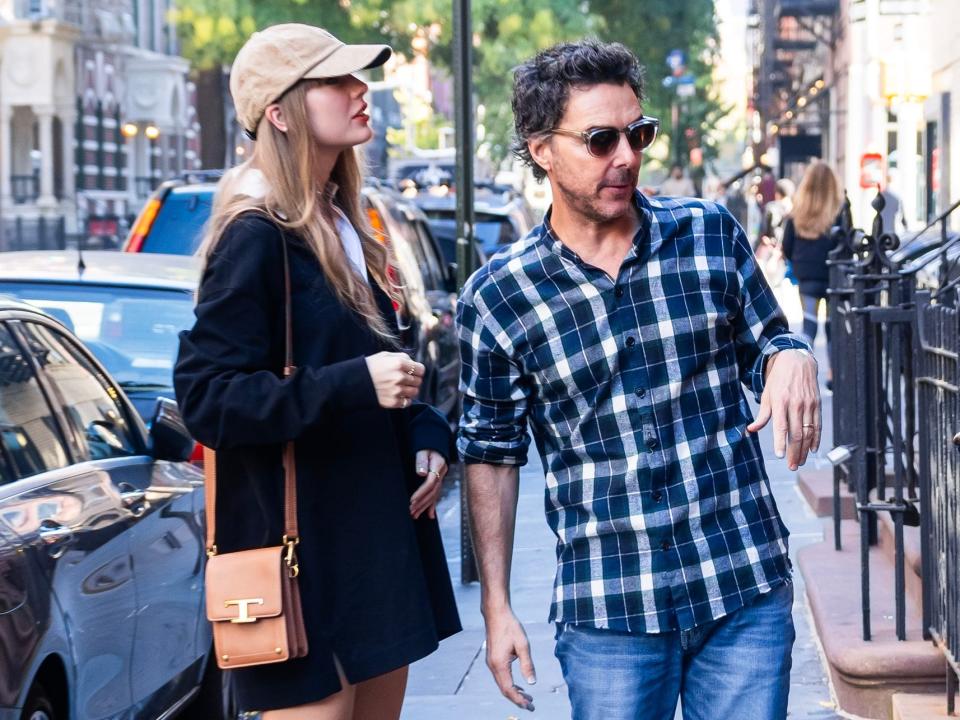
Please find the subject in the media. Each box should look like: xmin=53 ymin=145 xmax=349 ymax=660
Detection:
xmin=511 ymin=40 xmax=645 ymax=181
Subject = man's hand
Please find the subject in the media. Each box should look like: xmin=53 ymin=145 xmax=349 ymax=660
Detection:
xmin=746 ymin=349 xmax=820 ymax=471
xmin=483 ymin=605 xmax=537 ymax=712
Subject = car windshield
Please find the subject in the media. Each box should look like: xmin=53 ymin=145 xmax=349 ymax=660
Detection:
xmin=142 ymin=188 xmax=214 ymax=255
xmin=0 ymin=282 xmax=195 ymax=391
xmin=423 ymin=213 xmax=515 ymax=257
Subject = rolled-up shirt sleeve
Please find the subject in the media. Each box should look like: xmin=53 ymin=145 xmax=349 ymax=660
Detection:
xmin=456 ymin=280 xmax=531 ymax=466
xmin=726 ymin=209 xmax=811 ymax=401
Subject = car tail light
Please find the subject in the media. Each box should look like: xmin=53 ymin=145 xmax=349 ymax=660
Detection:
xmin=190 ymin=442 xmax=205 ymax=467
xmin=366 ymin=207 xmax=388 ymax=244
xmin=123 ymin=197 xmax=161 ymax=252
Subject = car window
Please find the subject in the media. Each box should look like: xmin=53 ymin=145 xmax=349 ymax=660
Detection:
xmin=0 ymin=324 xmax=70 ymax=481
xmin=0 ymin=282 xmax=195 ymax=393
xmin=414 ymin=221 xmax=448 ymax=290
xmin=142 ymin=189 xmax=214 ymax=255
xmin=387 ymin=205 xmax=441 ymax=290
xmin=423 ymin=218 xmax=486 ymax=268
xmin=0 ymin=434 xmax=13 ymax=485
xmin=422 ymin=210 xmax=514 ymax=257
xmin=18 ymin=322 xmax=138 ymax=462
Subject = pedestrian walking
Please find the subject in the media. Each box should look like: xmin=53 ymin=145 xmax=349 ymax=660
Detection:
xmin=754 ymin=178 xmax=796 ymax=286
xmin=781 ymin=161 xmax=843 ymax=389
xmin=760 ymin=178 xmax=795 ymax=247
xmin=659 ymin=163 xmax=696 ymax=197
xmin=456 ymin=40 xmax=820 ymax=720
xmin=879 ymin=175 xmax=909 ymax=236
xmin=173 ymin=24 xmax=460 ymax=720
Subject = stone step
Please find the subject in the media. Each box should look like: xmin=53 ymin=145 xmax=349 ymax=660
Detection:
xmin=798 ymin=520 xmax=946 ymax=720
xmin=892 ymin=692 xmax=954 ymax=719
xmin=797 ymin=467 xmax=857 ymax=519
xmin=875 ymin=505 xmax=925 ymax=613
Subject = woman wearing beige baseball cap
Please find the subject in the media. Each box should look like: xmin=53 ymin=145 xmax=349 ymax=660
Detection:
xmin=174 ymin=24 xmax=461 ymax=720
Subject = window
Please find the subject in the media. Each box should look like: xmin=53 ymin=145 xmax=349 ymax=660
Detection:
xmin=18 ymin=322 xmax=138 ymax=461
xmin=413 ymin=221 xmax=448 ymax=291
xmin=0 ymin=281 xmax=196 ymax=394
xmin=389 ymin=206 xmax=444 ymax=291
xmin=141 ymin=188 xmax=214 ymax=254
xmin=0 ymin=324 xmax=70 ymax=481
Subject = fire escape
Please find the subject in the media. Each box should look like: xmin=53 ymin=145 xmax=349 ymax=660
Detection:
xmin=752 ymin=0 xmax=840 ymax=175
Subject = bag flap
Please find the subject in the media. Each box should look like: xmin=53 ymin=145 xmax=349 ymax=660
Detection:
xmin=206 ymin=546 xmax=285 ymax=622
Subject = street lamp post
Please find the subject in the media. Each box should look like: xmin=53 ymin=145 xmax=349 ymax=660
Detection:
xmin=453 ymin=0 xmax=479 ymax=584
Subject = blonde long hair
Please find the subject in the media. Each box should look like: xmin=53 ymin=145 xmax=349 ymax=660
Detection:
xmin=790 ymin=161 xmax=842 ymax=239
xmin=199 ymin=79 xmax=401 ymax=342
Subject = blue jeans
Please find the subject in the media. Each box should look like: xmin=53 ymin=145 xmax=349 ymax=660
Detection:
xmin=800 ymin=294 xmax=830 ymax=350
xmin=554 ymin=581 xmax=795 ymax=720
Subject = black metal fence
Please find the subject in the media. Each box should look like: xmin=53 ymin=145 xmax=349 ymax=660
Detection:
xmin=827 ymin=193 xmax=960 ymax=713
xmin=0 ymin=216 xmax=66 ymax=251
xmin=916 ymin=289 xmax=960 ymax=713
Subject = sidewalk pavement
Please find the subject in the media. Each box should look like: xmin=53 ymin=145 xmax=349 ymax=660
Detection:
xmin=402 ymin=284 xmax=842 ymax=719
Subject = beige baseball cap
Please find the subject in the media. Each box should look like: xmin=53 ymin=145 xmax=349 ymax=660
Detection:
xmin=230 ymin=23 xmax=392 ymax=137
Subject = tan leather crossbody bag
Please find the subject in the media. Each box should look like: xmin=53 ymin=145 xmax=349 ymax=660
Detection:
xmin=203 ymin=238 xmax=308 ymax=669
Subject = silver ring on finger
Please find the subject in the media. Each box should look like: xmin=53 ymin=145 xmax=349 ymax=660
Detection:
xmin=401 ymin=396 xmax=409 ymax=408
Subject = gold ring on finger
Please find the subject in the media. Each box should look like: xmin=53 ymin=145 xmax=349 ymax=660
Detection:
xmin=407 ymin=366 xmax=416 ymax=375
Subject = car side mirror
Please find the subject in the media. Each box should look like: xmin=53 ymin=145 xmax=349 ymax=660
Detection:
xmin=148 ymin=397 xmax=195 ymax=462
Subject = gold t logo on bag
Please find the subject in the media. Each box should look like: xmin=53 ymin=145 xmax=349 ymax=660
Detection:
xmin=224 ymin=598 xmax=264 ymax=623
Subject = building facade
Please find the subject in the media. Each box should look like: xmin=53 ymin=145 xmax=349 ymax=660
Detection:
xmin=750 ymin=0 xmax=955 ymax=231
xmin=0 ymin=0 xmax=200 ymax=249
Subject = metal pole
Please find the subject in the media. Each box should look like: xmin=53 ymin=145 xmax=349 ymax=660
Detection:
xmin=453 ymin=0 xmax=479 ymax=585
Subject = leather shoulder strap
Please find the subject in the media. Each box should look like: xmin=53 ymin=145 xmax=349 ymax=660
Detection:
xmin=280 ymin=238 xmax=298 ymax=541
xmin=203 ymin=446 xmax=217 ymax=553
xmin=205 ymin=233 xmax=299 ymax=555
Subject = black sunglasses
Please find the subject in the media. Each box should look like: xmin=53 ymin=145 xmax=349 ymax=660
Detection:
xmin=549 ymin=117 xmax=660 ymax=158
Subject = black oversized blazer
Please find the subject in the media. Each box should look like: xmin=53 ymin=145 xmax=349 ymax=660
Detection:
xmin=173 ymin=213 xmax=461 ymax=712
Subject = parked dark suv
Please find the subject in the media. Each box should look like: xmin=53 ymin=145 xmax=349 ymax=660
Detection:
xmin=0 ymin=301 xmax=227 ymax=720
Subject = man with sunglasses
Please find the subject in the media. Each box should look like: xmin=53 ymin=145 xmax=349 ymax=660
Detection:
xmin=456 ymin=40 xmax=819 ymax=720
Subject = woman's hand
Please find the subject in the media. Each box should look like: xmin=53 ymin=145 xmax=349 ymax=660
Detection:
xmin=365 ymin=352 xmax=425 ymax=409
xmin=411 ymin=449 xmax=447 ymax=519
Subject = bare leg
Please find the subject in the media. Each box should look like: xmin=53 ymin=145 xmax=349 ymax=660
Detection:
xmin=261 ymin=658 xmax=355 ymax=720
xmin=260 ymin=688 xmax=355 ymax=720
xmin=352 ymin=666 xmax=409 ymax=720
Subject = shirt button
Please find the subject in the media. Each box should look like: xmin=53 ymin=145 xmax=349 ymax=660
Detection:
xmin=661 ymin=540 xmax=671 ymax=551
xmin=634 ymin=387 xmax=646 ymax=398
xmin=646 ymin=436 xmax=658 ymax=451
xmin=652 ymin=491 xmax=663 ymax=502
xmin=626 ymin=336 xmax=636 ymax=348
xmin=614 ymin=286 xmax=624 ymax=298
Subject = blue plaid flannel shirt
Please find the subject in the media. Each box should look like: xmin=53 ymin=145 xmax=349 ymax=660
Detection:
xmin=456 ymin=191 xmax=810 ymax=633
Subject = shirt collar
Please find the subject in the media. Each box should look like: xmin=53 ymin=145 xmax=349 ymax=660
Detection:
xmin=539 ymin=190 xmax=653 ymax=265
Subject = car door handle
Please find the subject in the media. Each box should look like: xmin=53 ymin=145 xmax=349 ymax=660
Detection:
xmin=120 ymin=489 xmax=146 ymax=506
xmin=117 ymin=484 xmax=148 ymax=517
xmin=117 ymin=483 xmax=146 ymax=507
xmin=38 ymin=521 xmax=73 ymax=545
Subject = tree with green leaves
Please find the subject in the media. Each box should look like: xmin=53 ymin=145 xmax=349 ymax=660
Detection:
xmin=172 ymin=0 xmax=724 ymax=174
xmin=347 ymin=0 xmax=600 ymax=163
xmin=588 ymin=0 xmax=728 ymax=175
